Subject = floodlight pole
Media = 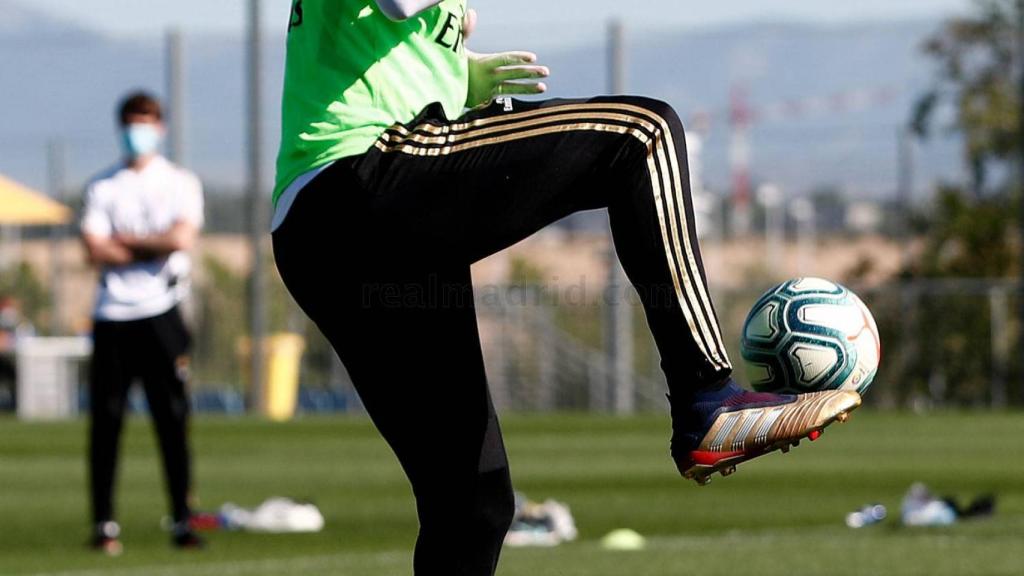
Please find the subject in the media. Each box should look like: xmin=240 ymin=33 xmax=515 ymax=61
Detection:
xmin=1018 ymin=0 xmax=1024 ymax=404
xmin=166 ymin=28 xmax=187 ymax=166
xmin=47 ymin=139 xmax=66 ymax=335
xmin=897 ymin=127 xmax=916 ymax=410
xmin=247 ymin=0 xmax=267 ymax=413
xmin=606 ymin=19 xmax=634 ymax=415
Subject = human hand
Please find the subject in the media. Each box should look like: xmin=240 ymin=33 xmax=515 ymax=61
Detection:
xmin=464 ymin=10 xmax=549 ymax=108
xmin=106 ymin=238 xmax=138 ymax=265
xmin=112 ymin=234 xmax=159 ymax=262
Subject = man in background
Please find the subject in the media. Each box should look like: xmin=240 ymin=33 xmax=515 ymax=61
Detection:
xmin=80 ymin=91 xmax=204 ymax=554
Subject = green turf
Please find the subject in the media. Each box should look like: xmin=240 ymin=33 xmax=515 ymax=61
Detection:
xmin=1 ymin=411 xmax=1023 ymax=575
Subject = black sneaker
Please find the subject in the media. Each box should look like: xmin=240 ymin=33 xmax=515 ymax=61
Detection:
xmin=89 ymin=521 xmax=123 ymax=556
xmin=171 ymin=520 xmax=206 ymax=550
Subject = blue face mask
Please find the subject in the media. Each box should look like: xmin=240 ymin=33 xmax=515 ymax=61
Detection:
xmin=121 ymin=123 xmax=163 ymax=159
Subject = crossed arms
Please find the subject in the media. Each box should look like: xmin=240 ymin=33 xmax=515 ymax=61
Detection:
xmin=82 ymin=221 xmax=199 ymax=267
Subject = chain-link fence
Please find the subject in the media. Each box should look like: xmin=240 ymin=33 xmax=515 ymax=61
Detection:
xmin=467 ymin=279 xmax=1024 ymax=414
xmin=184 ymin=274 xmax=1018 ymax=415
xmin=1 ymin=230 xmax=1020 ymax=414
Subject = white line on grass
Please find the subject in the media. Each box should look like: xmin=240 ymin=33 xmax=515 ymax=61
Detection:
xmin=25 ymin=551 xmax=408 ymax=576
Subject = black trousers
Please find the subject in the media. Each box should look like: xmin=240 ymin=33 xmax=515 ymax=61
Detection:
xmin=89 ymin=305 xmax=194 ymax=526
xmin=272 ymin=96 xmax=732 ymax=575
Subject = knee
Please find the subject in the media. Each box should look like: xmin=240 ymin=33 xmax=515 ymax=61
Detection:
xmin=414 ymin=466 xmax=515 ymax=535
xmin=610 ymin=96 xmax=685 ymax=134
xmin=479 ymin=468 xmax=516 ymax=536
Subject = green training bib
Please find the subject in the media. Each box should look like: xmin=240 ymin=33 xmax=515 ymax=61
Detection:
xmin=274 ymin=0 xmax=469 ymax=206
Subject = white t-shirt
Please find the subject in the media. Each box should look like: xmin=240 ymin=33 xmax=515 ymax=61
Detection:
xmin=80 ymin=156 xmax=204 ymax=322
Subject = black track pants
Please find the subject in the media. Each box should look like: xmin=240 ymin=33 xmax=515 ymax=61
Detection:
xmin=272 ymin=96 xmax=733 ymax=575
xmin=89 ymin=305 xmax=194 ymax=526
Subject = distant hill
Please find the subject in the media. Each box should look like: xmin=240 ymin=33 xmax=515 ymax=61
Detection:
xmin=0 ymin=0 xmax=95 ymax=39
xmin=0 ymin=4 xmax=961 ymax=203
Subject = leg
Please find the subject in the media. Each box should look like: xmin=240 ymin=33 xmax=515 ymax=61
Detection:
xmin=137 ymin=307 xmax=194 ymax=526
xmin=273 ymin=218 xmax=514 ymax=575
xmin=89 ymin=321 xmax=133 ymax=526
xmin=0 ymin=355 xmax=16 ymax=411
xmin=364 ymin=96 xmax=732 ymax=391
xmin=374 ymin=97 xmax=857 ymax=483
xmin=273 ymin=96 xmax=726 ymax=569
xmin=273 ymin=95 xmax=855 ymax=574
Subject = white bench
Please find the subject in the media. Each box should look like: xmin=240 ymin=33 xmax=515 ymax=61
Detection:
xmin=16 ymin=336 xmax=92 ymax=420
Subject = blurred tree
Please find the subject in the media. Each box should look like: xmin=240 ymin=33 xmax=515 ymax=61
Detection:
xmin=192 ymin=253 xmax=309 ymax=390
xmin=913 ymin=0 xmax=1022 ymax=194
xmin=193 ymin=256 xmax=246 ymax=387
xmin=861 ymin=1 xmax=1024 ymax=407
xmin=911 ymin=185 xmax=1015 ymax=278
xmin=507 ymin=256 xmax=546 ymax=287
xmin=903 ymin=187 xmax=1014 ymax=406
xmin=0 ymin=262 xmax=50 ymax=335
xmin=850 ymin=186 xmax=1017 ymax=407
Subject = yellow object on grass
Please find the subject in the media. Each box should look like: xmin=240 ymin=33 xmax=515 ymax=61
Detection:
xmin=600 ymin=528 xmax=646 ymax=551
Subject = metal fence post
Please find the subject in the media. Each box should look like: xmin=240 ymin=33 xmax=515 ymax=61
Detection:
xmin=990 ymin=286 xmax=1009 ymax=408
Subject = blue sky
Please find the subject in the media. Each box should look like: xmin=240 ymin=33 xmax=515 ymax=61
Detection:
xmin=25 ymin=0 xmax=970 ymax=48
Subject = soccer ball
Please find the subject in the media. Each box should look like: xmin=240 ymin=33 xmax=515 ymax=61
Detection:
xmin=740 ymin=277 xmax=880 ymax=395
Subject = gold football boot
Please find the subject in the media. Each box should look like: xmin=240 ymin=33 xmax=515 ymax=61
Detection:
xmin=675 ymin=389 xmax=862 ymax=486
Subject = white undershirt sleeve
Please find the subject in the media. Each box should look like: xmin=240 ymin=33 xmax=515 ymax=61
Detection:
xmin=374 ymin=0 xmax=443 ymax=21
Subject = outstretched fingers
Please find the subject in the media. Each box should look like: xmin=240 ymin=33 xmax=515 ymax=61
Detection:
xmin=497 ymin=80 xmax=548 ymax=96
xmin=497 ymin=51 xmax=538 ymax=66
xmin=493 ymin=64 xmax=550 ymax=82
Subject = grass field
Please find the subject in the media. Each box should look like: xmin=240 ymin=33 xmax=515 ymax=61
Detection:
xmin=2 ymin=411 xmax=1023 ymax=575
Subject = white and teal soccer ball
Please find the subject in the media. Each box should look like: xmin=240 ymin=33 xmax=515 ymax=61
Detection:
xmin=740 ymin=278 xmax=880 ymax=395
